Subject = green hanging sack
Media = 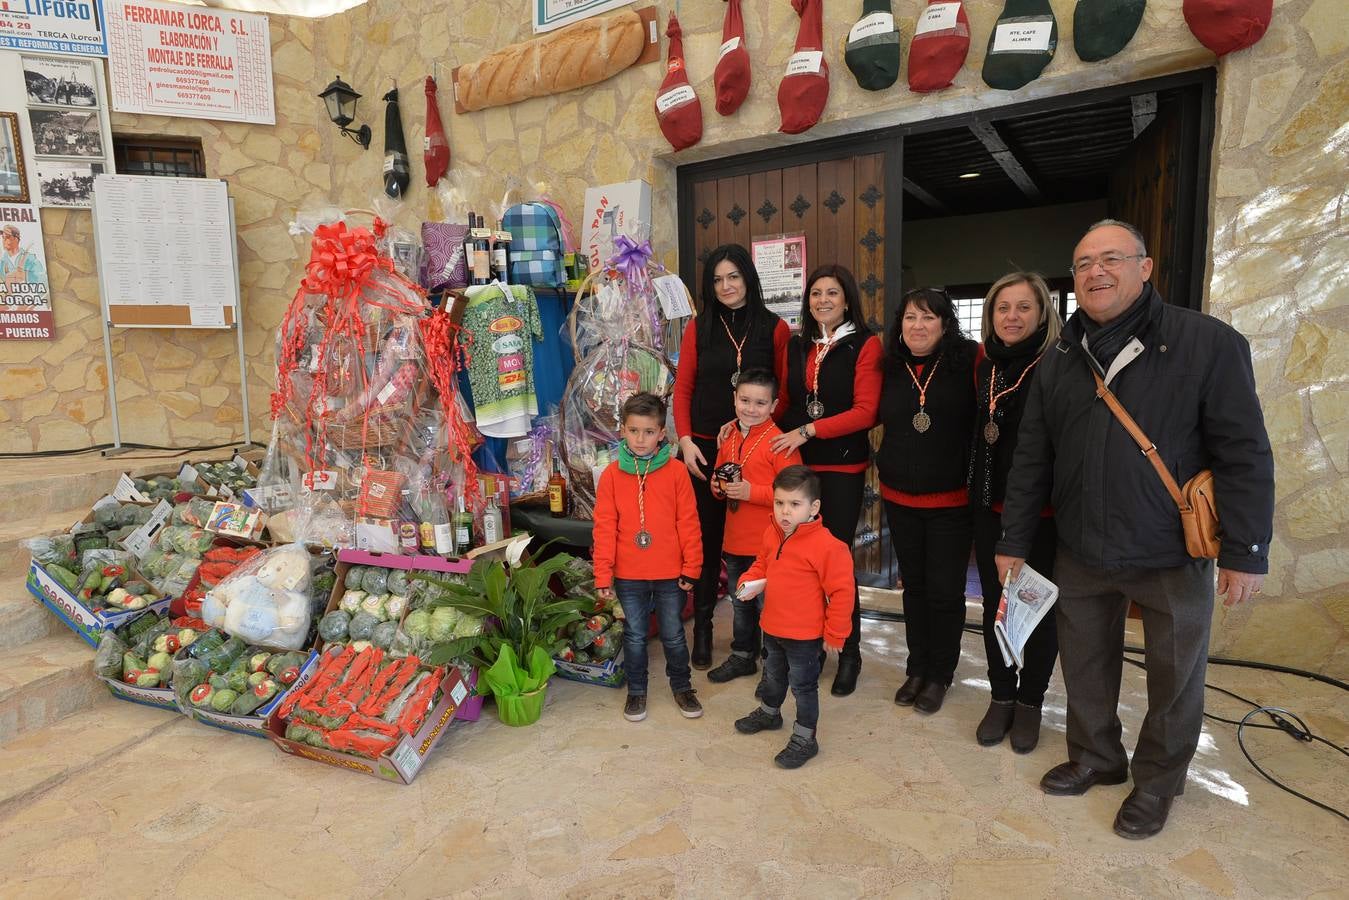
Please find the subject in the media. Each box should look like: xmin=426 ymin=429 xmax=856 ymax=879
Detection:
xmin=844 ymin=0 xmax=901 ymax=91
xmin=981 ymin=0 xmax=1058 ymax=91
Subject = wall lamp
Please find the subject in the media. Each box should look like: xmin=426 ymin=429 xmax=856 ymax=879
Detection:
xmin=318 ymin=75 xmax=372 ymax=149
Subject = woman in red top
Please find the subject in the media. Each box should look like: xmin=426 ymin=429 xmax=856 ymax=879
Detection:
xmin=770 ymin=265 xmax=882 ymax=696
xmin=672 ymin=244 xmax=790 ymax=668
xmin=876 ymin=288 xmax=977 ymax=715
xmin=970 ymin=272 xmax=1062 ymax=753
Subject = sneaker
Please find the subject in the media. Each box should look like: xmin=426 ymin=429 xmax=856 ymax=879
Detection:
xmin=623 ymin=694 xmax=647 ymax=722
xmin=707 ymin=654 xmax=757 ymax=683
xmin=673 ymin=689 xmax=704 ymax=718
xmin=734 ymin=706 xmax=783 ymax=734
xmin=774 ymin=733 xmax=820 ymax=769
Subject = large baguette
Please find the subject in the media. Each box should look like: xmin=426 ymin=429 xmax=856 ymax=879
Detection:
xmin=456 ymin=9 xmax=646 ymax=111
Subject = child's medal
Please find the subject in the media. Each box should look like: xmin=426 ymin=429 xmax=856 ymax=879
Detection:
xmin=635 ymin=457 xmax=653 ymax=549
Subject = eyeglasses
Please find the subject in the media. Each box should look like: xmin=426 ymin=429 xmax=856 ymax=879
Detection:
xmin=1070 ymin=254 xmax=1143 ymax=276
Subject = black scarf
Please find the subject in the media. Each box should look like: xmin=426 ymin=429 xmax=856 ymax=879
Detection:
xmin=1073 ymin=282 xmax=1156 ymax=368
xmin=969 ymin=325 xmax=1047 ymax=509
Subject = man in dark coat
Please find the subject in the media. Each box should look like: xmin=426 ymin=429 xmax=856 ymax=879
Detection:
xmin=996 ymin=219 xmax=1274 ymax=839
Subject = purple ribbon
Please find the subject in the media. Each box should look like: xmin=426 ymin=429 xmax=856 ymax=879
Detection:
xmin=608 ymin=235 xmax=653 ymax=292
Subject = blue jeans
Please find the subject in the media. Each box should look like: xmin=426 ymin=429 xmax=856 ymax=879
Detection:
xmin=724 ymin=553 xmax=761 ymax=656
xmin=614 ymin=578 xmax=692 ymax=696
xmin=760 ymin=632 xmax=824 ymax=733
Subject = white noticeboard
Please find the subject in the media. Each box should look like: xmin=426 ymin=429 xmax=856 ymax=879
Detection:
xmin=92 ymin=173 xmax=237 ymax=328
xmin=105 ymin=0 xmax=275 ymax=124
xmin=0 ymin=0 xmax=108 ymax=56
xmin=534 ymin=0 xmax=634 ymax=33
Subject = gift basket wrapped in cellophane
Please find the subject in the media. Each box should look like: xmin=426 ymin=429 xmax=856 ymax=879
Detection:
xmin=559 ymin=235 xmax=688 ymax=519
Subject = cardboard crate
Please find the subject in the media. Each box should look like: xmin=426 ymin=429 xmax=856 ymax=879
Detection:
xmin=318 ymin=549 xmax=472 ymax=652
xmin=97 ymin=675 xmax=178 ymax=712
xmin=174 ymin=647 xmax=321 ymax=739
xmin=266 ymin=665 xmax=469 ymax=784
xmin=553 ymin=647 xmax=625 ymax=688
xmin=27 ymin=560 xmax=170 ymax=649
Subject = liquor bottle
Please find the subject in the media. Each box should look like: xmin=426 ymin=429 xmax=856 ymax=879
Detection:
xmin=492 ymin=220 xmax=511 ymax=285
xmin=472 ymin=215 xmax=491 ymax=285
xmin=453 ymin=493 xmax=474 ymax=555
xmin=482 ymin=494 xmax=503 ymax=544
xmin=548 ymin=457 xmax=568 ymax=518
xmin=398 ymin=490 xmax=420 ymax=553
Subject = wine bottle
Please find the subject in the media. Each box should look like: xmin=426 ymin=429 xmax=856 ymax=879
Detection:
xmin=493 ymin=220 xmax=511 ymax=285
xmin=453 ymin=493 xmax=474 ymax=555
xmin=472 ymin=214 xmax=491 ymax=285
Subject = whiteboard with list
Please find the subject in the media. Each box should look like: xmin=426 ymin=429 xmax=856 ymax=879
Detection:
xmin=91 ymin=173 xmax=240 ymax=328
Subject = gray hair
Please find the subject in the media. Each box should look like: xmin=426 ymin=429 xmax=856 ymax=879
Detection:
xmin=1082 ymin=218 xmax=1147 ymax=256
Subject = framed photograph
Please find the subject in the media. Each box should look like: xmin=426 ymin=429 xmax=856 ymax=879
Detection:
xmin=36 ymin=161 xmax=103 ymax=208
xmin=22 ymin=56 xmax=99 ymax=108
xmin=0 ymin=112 xmax=27 ymax=203
xmin=28 ymin=108 xmax=103 ymax=159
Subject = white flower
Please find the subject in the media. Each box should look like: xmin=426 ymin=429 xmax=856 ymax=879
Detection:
xmin=504 ymin=533 xmax=531 ymax=569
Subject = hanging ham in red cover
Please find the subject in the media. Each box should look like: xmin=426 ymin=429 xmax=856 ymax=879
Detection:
xmin=714 ymin=0 xmax=751 ymax=116
xmin=778 ymin=0 xmax=829 ymax=135
xmin=1183 ymin=0 xmax=1272 ymax=57
xmin=424 ymin=76 xmax=449 ymax=188
xmin=908 ymin=0 xmax=971 ymax=93
xmin=654 ymin=12 xmax=703 ymax=151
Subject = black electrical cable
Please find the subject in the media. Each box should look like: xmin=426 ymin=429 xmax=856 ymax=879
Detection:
xmin=0 ymin=441 xmax=249 ymax=459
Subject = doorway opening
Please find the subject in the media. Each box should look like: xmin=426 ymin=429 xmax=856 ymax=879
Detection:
xmin=676 ymin=69 xmax=1216 ymax=587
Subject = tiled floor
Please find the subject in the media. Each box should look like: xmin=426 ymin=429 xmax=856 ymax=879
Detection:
xmin=0 ymin=606 xmax=1345 ymax=899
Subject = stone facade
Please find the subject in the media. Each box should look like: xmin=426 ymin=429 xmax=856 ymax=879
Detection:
xmin=0 ymin=0 xmax=1343 ymax=672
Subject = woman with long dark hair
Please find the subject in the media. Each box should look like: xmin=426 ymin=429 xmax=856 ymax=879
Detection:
xmin=877 ymin=288 xmax=977 ymax=715
xmin=760 ymin=264 xmax=882 ymax=696
xmin=970 ymin=273 xmax=1062 ymax=752
xmin=672 ymin=243 xmax=790 ymax=667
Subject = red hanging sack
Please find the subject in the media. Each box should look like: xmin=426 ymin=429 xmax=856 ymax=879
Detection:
xmin=654 ymin=12 xmax=703 ymax=151
xmin=714 ymin=0 xmax=751 ymax=116
xmin=907 ymin=0 xmax=971 ymax=93
xmin=1183 ymin=0 xmax=1272 ymax=56
xmin=778 ymin=0 xmax=829 ymax=135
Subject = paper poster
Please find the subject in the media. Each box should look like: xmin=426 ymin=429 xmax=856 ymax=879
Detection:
xmin=751 ymin=234 xmax=807 ymax=330
xmin=0 ymin=203 xmax=53 ymax=339
xmin=534 ymin=0 xmax=634 ymax=33
xmin=106 ymin=0 xmax=274 ymax=124
xmin=0 ymin=0 xmax=107 ymax=55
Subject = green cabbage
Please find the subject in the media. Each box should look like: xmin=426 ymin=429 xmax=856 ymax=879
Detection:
xmin=428 ymin=606 xmax=459 ymax=642
xmin=402 ymin=608 xmax=432 ymax=639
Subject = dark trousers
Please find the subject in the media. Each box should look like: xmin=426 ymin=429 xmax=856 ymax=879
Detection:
xmin=724 ymin=553 xmax=761 ymax=656
xmin=973 ymin=507 xmax=1059 ymax=705
xmin=760 ymin=632 xmax=824 ymax=733
xmin=1053 ymin=547 xmax=1214 ymax=797
xmin=884 ymin=501 xmax=973 ymax=685
xmin=614 ymin=578 xmax=693 ymax=696
xmin=817 ymin=470 xmax=864 ymax=660
xmin=689 ymin=435 xmax=726 ymax=633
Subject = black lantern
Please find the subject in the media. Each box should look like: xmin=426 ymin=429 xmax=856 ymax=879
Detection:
xmin=318 ymin=75 xmax=371 ymax=149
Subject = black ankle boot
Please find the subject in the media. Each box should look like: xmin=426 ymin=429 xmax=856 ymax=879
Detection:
xmin=691 ymin=627 xmax=712 ymax=670
xmin=831 ymin=655 xmax=860 ymax=696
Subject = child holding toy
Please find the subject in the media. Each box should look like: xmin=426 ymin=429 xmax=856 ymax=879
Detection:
xmin=734 ymin=466 xmax=854 ymax=768
xmin=706 ymin=368 xmax=801 ymax=684
xmin=593 ymin=393 xmax=705 ymax=723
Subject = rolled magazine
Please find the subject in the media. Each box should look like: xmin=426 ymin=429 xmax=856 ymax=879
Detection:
xmin=993 ymin=563 xmax=1059 ymax=669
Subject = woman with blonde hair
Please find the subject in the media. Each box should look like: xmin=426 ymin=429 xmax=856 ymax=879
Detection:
xmin=970 ymin=272 xmax=1063 ymax=752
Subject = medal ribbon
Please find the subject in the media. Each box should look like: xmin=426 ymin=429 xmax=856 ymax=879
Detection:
xmin=635 ymin=456 xmax=653 ymax=538
xmin=720 ymin=315 xmax=748 ymax=377
xmin=987 ymin=357 xmax=1040 ymax=423
xmin=904 ymin=356 xmax=941 ymax=411
xmin=733 ymin=421 xmax=773 ymax=465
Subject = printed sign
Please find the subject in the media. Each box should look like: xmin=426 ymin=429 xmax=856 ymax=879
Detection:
xmin=0 ymin=203 xmax=52 ymax=339
xmin=0 ymin=0 xmax=107 ymax=55
xmin=991 ymin=19 xmax=1054 ymax=54
xmin=533 ymin=0 xmax=633 ymax=34
xmin=106 ymin=0 xmax=274 ymax=124
xmin=785 ymin=50 xmax=824 ymax=77
xmin=848 ymin=12 xmax=895 ymax=45
xmin=752 ymin=234 xmax=807 ymax=330
xmin=915 ymin=2 xmax=962 ymax=36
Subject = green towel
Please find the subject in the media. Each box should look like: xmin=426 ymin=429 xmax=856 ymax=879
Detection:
xmin=981 ymin=0 xmax=1058 ymax=91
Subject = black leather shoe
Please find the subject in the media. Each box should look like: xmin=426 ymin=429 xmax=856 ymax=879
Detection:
xmin=976 ymin=700 xmax=1015 ymax=746
xmin=913 ymin=680 xmax=948 ymax=714
xmin=893 ymin=675 xmax=924 ymax=706
xmin=1040 ymin=761 xmax=1129 ymax=796
xmin=691 ymin=628 xmax=712 ymax=670
xmin=1113 ymin=788 xmax=1173 ymax=839
xmin=707 ymin=653 xmax=757 ymax=683
xmin=1009 ymin=702 xmax=1042 ymax=754
xmin=830 ymin=655 xmax=860 ymax=696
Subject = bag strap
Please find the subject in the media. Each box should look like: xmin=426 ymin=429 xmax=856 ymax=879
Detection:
xmin=1090 ymin=369 xmax=1191 ymax=513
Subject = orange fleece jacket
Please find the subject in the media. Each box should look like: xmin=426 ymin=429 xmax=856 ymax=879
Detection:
xmin=743 ymin=517 xmax=855 ymax=648
xmin=591 ymin=455 xmax=703 ymax=589
xmin=713 ymin=420 xmax=803 ymax=556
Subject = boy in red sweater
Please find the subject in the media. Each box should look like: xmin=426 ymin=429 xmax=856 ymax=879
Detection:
xmin=593 ymin=393 xmax=704 ymax=723
xmin=734 ymin=465 xmax=855 ymax=768
xmin=707 ymin=368 xmax=802 ymax=684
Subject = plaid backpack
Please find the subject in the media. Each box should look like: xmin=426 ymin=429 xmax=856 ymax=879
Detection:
xmin=502 ymin=202 xmax=567 ymax=288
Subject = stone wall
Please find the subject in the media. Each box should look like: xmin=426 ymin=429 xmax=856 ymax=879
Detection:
xmin=2 ymin=0 xmax=1343 ymax=672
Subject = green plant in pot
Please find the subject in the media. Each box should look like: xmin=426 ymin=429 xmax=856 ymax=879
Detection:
xmin=413 ymin=543 xmax=590 ymax=726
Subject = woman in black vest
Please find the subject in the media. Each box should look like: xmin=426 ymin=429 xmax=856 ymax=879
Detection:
xmin=877 ymin=288 xmax=977 ymax=715
xmin=970 ymin=272 xmax=1061 ymax=752
xmin=769 ymin=265 xmax=882 ymax=696
xmin=672 ymin=243 xmax=790 ymax=668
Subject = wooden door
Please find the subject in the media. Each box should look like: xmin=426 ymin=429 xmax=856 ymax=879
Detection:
xmin=679 ymin=146 xmax=901 ymax=586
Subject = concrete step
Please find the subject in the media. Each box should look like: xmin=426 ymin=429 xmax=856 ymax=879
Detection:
xmin=0 ymin=633 xmax=100 ymax=746
xmin=0 ymin=506 xmax=89 ymax=574
xmin=0 ymin=576 xmax=62 ymax=652
xmin=0 ymin=694 xmax=184 ymax=817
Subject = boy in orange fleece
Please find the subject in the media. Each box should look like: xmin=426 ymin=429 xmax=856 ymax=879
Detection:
xmin=593 ymin=393 xmax=704 ymax=723
xmin=734 ymin=465 xmax=855 ymax=768
xmin=707 ymin=368 xmax=802 ymax=684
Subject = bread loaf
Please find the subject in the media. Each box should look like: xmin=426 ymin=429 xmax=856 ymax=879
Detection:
xmin=456 ymin=9 xmax=647 ymax=112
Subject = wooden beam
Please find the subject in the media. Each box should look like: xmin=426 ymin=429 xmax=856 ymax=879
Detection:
xmin=1131 ymin=93 xmax=1158 ymax=137
xmin=968 ymin=120 xmax=1042 ymax=202
xmin=902 ymin=177 xmax=949 ymax=215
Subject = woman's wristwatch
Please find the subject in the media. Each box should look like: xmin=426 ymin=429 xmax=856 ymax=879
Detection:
xmin=798 ymin=424 xmax=812 ymax=440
